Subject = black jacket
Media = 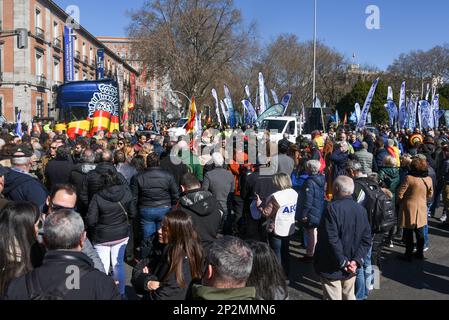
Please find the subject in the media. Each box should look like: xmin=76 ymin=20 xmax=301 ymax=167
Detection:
xmin=131 ymin=167 xmax=179 ymax=209
xmin=160 ymin=156 xmax=189 ymax=187
xmin=132 ymin=246 xmax=194 ymax=300
xmin=80 ymin=162 xmax=127 ymax=208
xmin=314 ymin=197 xmax=372 ymax=281
xmin=178 ymin=190 xmax=222 ymax=250
xmin=86 ymin=184 xmax=136 ymax=244
xmin=44 ymin=156 xmax=75 ymax=191
xmin=3 ymin=168 xmax=48 ymax=210
xmin=70 ymin=163 xmax=97 ymax=215
xmin=5 ymin=251 xmax=121 ymax=300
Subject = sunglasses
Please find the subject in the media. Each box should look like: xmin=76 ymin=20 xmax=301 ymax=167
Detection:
xmin=50 ymin=202 xmax=75 ymax=212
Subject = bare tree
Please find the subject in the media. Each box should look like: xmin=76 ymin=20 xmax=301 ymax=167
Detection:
xmin=128 ymin=0 xmax=255 ymax=107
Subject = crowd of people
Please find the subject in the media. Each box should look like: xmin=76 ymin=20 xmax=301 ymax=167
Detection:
xmin=0 ymin=120 xmax=447 ymax=300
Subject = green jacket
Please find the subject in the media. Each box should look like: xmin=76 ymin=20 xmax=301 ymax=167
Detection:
xmin=378 ymin=167 xmax=401 ymax=201
xmin=181 ymin=151 xmax=204 ymax=182
xmin=192 ymin=284 xmax=256 ymax=300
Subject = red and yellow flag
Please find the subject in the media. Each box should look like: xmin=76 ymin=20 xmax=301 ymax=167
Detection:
xmin=90 ymin=110 xmax=111 ymax=136
xmin=68 ymin=120 xmax=91 ymax=140
xmin=185 ymin=97 xmax=197 ymax=133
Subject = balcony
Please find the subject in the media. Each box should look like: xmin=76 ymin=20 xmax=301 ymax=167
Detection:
xmin=75 ymin=50 xmax=81 ymax=60
xmin=36 ymin=75 xmax=47 ymax=87
xmin=53 ymin=38 xmax=62 ymax=49
xmin=35 ymin=27 xmax=45 ymax=40
xmin=90 ymin=59 xmax=96 ymax=68
xmin=83 ymin=55 xmax=89 ymax=64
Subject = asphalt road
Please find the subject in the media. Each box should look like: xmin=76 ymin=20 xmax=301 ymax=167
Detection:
xmin=124 ymin=210 xmax=449 ymax=300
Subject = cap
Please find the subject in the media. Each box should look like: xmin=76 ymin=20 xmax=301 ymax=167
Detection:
xmin=12 ymin=145 xmax=33 ymax=158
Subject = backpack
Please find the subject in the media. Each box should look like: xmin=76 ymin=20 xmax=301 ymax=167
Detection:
xmin=354 ymin=178 xmax=396 ymax=233
xmin=25 ymin=267 xmax=91 ymax=300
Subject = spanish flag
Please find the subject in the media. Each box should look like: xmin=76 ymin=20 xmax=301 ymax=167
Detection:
xmin=90 ymin=110 xmax=111 ymax=136
xmin=109 ymin=115 xmax=120 ymax=133
xmin=68 ymin=120 xmax=91 ymax=140
xmin=185 ymin=97 xmax=197 ymax=133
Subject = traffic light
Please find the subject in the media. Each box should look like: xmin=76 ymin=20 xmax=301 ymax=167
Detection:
xmin=17 ymin=28 xmax=28 ymax=49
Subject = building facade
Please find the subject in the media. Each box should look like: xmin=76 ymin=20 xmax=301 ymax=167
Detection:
xmin=0 ymin=0 xmax=138 ymax=122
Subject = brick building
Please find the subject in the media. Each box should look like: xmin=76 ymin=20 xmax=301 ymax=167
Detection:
xmin=0 ymin=0 xmax=138 ymax=122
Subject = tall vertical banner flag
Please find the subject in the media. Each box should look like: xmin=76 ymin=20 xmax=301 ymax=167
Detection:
xmin=434 ymin=95 xmax=444 ymax=128
xmin=242 ymin=100 xmax=257 ymax=124
xmin=185 ymin=97 xmax=197 ymax=133
xmin=264 ymin=88 xmax=271 ymax=109
xmin=245 ymin=85 xmax=252 ymax=101
xmin=408 ymin=96 xmax=418 ymax=131
xmin=425 ymin=83 xmax=431 ymax=101
xmin=418 ymin=101 xmax=423 ymax=130
xmin=357 ymin=78 xmax=380 ymax=129
xmin=398 ymin=82 xmax=407 ymax=129
xmin=271 ymin=90 xmax=279 ymax=105
xmin=129 ymin=73 xmax=136 ymax=111
xmin=96 ymin=48 xmax=105 ymax=80
xmin=385 ymin=86 xmax=397 ymax=128
xmin=224 ymin=85 xmax=235 ymax=128
xmin=335 ymin=110 xmax=340 ymax=125
xmin=15 ymin=110 xmax=23 ymax=138
xmin=258 ymin=73 xmax=267 ymax=115
xmin=211 ymin=89 xmax=223 ymax=128
xmin=280 ymin=93 xmax=293 ymax=113
xmin=354 ymin=103 xmax=361 ymax=124
xmin=220 ymin=100 xmax=229 ymax=125
xmin=63 ymin=26 xmax=75 ymax=82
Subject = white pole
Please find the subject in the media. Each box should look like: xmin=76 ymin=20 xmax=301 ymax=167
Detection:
xmin=312 ymin=0 xmax=317 ymax=107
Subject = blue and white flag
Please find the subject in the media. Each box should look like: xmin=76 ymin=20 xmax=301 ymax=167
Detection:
xmin=354 ymin=103 xmax=361 ymax=123
xmin=220 ymin=100 xmax=228 ymax=125
xmin=350 ymin=112 xmax=357 ymax=123
xmin=211 ymin=88 xmax=222 ymax=128
xmin=265 ymin=88 xmax=271 ymax=109
xmin=245 ymin=85 xmax=252 ymax=102
xmin=419 ymin=100 xmax=432 ymax=129
xmin=280 ymin=93 xmax=293 ymax=110
xmin=433 ymin=94 xmax=443 ymax=128
xmin=15 ymin=110 xmax=23 ymax=138
xmin=242 ymin=100 xmax=257 ymax=124
xmin=258 ymin=73 xmax=267 ymax=115
xmin=224 ymin=85 xmax=236 ymax=128
xmin=408 ymin=96 xmax=418 ymax=130
xmin=425 ymin=83 xmax=431 ymax=101
xmin=357 ymin=78 xmax=380 ymax=129
xmin=385 ymin=86 xmax=397 ymax=128
xmin=398 ymin=82 xmax=407 ymax=129
xmin=271 ymin=89 xmax=279 ymax=105
xmin=335 ymin=110 xmax=340 ymax=125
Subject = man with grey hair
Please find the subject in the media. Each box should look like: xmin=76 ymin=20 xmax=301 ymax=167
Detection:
xmin=354 ymin=142 xmax=374 ymax=175
xmin=192 ymin=236 xmax=256 ymax=300
xmin=203 ymin=152 xmax=235 ymax=234
xmin=314 ymin=176 xmax=372 ymax=300
xmin=5 ymin=210 xmax=121 ymax=300
xmin=70 ymin=149 xmax=97 ymax=215
xmin=3 ymin=146 xmax=48 ymax=210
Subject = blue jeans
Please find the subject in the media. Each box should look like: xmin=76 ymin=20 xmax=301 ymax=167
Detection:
xmin=268 ymin=234 xmax=291 ymax=277
xmin=424 ymin=203 xmax=431 ymax=248
xmin=355 ymin=245 xmax=373 ymax=300
xmin=140 ymin=207 xmax=170 ymax=240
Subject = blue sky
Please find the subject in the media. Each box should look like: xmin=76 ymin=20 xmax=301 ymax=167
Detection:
xmin=54 ymin=0 xmax=449 ymax=70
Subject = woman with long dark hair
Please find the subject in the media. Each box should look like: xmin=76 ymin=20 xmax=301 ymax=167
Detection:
xmin=86 ymin=169 xmax=136 ymax=298
xmin=246 ymin=241 xmax=288 ymax=300
xmin=132 ymin=210 xmax=204 ymax=300
xmin=0 ymin=202 xmax=41 ymax=298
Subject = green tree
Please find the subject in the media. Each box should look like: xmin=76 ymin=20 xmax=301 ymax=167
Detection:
xmin=439 ymin=84 xmax=449 ymax=110
xmin=337 ymin=80 xmax=388 ymax=124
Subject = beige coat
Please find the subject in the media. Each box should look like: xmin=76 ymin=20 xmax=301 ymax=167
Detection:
xmin=397 ymin=175 xmax=433 ymax=229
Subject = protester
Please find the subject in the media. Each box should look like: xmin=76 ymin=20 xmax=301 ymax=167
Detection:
xmin=314 ymin=176 xmax=372 ymax=300
xmin=354 ymin=142 xmax=374 ymax=175
xmin=44 ymin=145 xmax=74 ymax=191
xmin=5 ymin=210 xmax=121 ymax=300
xmin=246 ymin=241 xmax=289 ymax=300
xmin=397 ymin=158 xmax=433 ymax=261
xmin=114 ymin=150 xmax=137 ymax=184
xmin=296 ymin=160 xmax=326 ymax=262
xmin=132 ymin=211 xmax=204 ymax=300
xmin=330 ymin=141 xmax=349 ymax=180
xmin=192 ymin=236 xmax=256 ymax=300
xmin=202 ymin=153 xmax=235 ymax=235
xmin=178 ymin=173 xmax=222 ymax=250
xmin=0 ymin=202 xmax=41 ymax=298
xmin=256 ymin=173 xmax=298 ymax=277
xmin=131 ymin=152 xmax=179 ymax=241
xmin=86 ymin=169 xmax=136 ymax=298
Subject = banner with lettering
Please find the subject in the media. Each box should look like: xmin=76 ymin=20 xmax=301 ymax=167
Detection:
xmin=258 ymin=73 xmax=267 ymax=115
xmin=96 ymin=48 xmax=105 ymax=80
xmin=357 ymin=78 xmax=379 ymax=129
xmin=211 ymin=89 xmax=223 ymax=128
xmin=398 ymin=82 xmax=407 ymax=129
xmin=63 ymin=26 xmax=74 ymax=82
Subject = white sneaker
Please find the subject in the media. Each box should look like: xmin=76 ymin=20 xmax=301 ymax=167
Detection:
xmin=440 ymin=214 xmax=447 ymax=223
xmin=424 ymin=247 xmax=429 ymax=252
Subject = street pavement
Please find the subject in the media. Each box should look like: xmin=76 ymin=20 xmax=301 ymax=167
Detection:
xmin=125 ymin=211 xmax=449 ymax=300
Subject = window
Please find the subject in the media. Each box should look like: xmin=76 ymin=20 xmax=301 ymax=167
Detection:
xmin=35 ymin=50 xmax=43 ymax=76
xmin=36 ymin=98 xmax=43 ymax=118
xmin=82 ymin=42 xmax=86 ymax=56
xmin=90 ymin=47 xmax=93 ymax=62
xmin=35 ymin=9 xmax=42 ymax=28
xmin=287 ymin=121 xmax=296 ymax=135
xmin=53 ymin=21 xmax=58 ymax=39
xmin=53 ymin=59 xmax=60 ymax=82
xmin=73 ymin=33 xmax=78 ymax=51
xmin=0 ymin=96 xmax=3 ymax=117
xmin=74 ymin=69 xmax=79 ymax=81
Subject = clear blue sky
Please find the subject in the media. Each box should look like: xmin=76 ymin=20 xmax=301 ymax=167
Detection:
xmin=54 ymin=0 xmax=449 ymax=70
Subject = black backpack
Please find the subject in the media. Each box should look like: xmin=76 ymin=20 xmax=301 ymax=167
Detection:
xmin=354 ymin=178 xmax=396 ymax=233
xmin=25 ymin=268 xmax=91 ymax=300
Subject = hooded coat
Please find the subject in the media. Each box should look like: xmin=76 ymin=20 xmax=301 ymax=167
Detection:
xmin=178 ymin=190 xmax=222 ymax=251
xmin=296 ymin=174 xmax=326 ymax=228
